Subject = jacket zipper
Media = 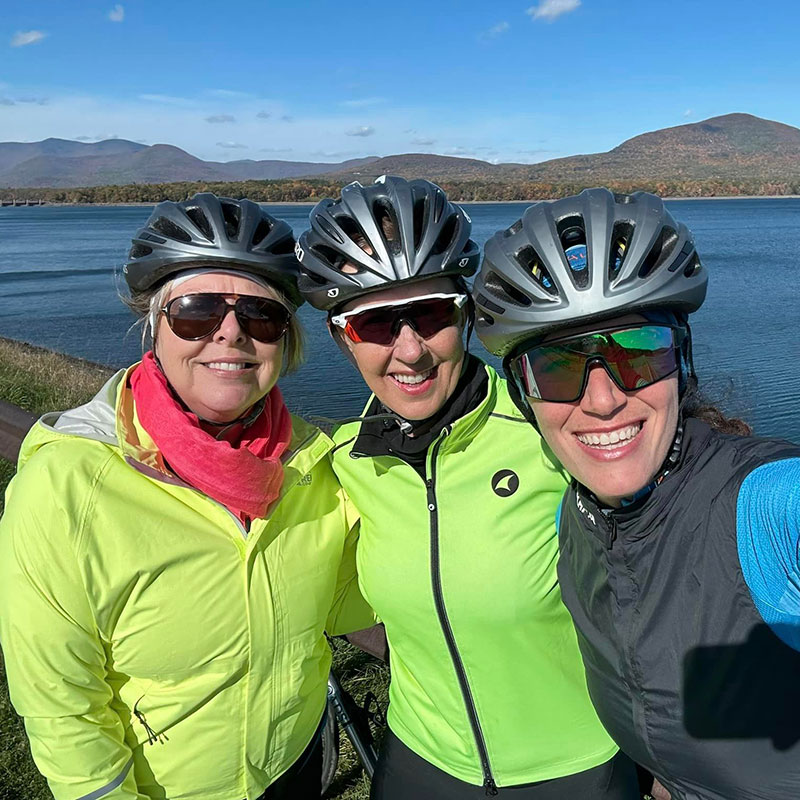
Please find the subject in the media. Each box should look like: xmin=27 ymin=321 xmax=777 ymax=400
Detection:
xmin=426 ymin=429 xmax=498 ymax=795
xmin=607 ymin=514 xmax=657 ymax=765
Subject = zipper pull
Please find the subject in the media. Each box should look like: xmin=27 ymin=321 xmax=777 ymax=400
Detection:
xmin=484 ymin=777 xmax=499 ymax=796
xmin=134 ymin=697 xmax=169 ymax=746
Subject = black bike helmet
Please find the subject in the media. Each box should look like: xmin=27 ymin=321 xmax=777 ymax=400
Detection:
xmin=125 ymin=193 xmax=303 ymax=308
xmin=295 ymin=176 xmax=479 ymax=310
xmin=474 ymin=188 xmax=707 ymax=358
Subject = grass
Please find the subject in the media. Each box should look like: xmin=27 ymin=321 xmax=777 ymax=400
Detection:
xmin=0 ymin=337 xmax=388 ymax=799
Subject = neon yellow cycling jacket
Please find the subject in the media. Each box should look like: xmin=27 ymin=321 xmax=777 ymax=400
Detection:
xmin=331 ymin=363 xmax=617 ymax=789
xmin=0 ymin=367 xmax=374 ymax=800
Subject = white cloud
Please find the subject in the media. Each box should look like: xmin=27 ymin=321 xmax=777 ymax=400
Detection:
xmin=341 ymin=97 xmax=386 ymax=108
xmin=683 ymin=108 xmax=693 ymax=118
xmin=0 ymin=89 xmax=571 ymax=166
xmin=444 ymin=146 xmax=474 ymax=156
xmin=11 ymin=30 xmax=47 ymax=47
xmin=0 ymin=97 xmax=15 ymax=106
xmin=216 ymin=141 xmax=247 ymax=149
xmin=259 ymin=147 xmax=292 ymax=153
xmin=108 ymin=5 xmax=125 ymax=22
xmin=18 ymin=96 xmax=48 ymax=105
xmin=346 ymin=125 xmax=375 ymax=137
xmin=412 ymin=137 xmax=436 ymax=146
xmin=480 ymin=21 xmax=510 ymax=39
xmin=256 ymin=111 xmax=271 ymax=119
xmin=75 ymin=136 xmax=93 ymax=141
xmin=280 ymin=115 xmax=294 ymax=122
xmin=205 ymin=114 xmax=236 ymax=123
xmin=526 ymin=0 xmax=581 ymax=22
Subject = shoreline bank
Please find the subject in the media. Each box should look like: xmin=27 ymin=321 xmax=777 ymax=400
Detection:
xmin=3 ymin=194 xmax=800 ymax=209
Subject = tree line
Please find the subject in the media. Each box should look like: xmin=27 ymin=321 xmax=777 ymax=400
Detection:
xmin=2 ymin=177 xmax=800 ymax=205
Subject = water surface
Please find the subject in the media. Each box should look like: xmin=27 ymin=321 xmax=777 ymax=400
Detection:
xmin=1 ymin=199 xmax=798 ymax=440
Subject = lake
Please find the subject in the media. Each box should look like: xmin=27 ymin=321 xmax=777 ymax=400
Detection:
xmin=1 ymin=199 xmax=798 ymax=441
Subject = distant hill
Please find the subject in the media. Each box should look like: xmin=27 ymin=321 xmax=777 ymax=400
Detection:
xmin=2 ymin=114 xmax=799 ymax=191
xmin=321 ymin=153 xmax=508 ymax=181
xmin=0 ymin=138 xmax=380 ymax=188
xmin=326 ymin=114 xmax=800 ymax=184
xmin=508 ymin=114 xmax=800 ymax=182
xmin=0 ymin=138 xmax=147 ymax=175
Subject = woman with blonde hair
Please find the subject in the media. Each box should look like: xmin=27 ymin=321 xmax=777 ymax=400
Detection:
xmin=0 ymin=193 xmax=374 ymax=800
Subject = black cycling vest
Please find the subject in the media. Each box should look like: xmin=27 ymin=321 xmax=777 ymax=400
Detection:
xmin=557 ymin=418 xmax=800 ymax=800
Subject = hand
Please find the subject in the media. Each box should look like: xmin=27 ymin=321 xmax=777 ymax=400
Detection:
xmin=650 ymin=778 xmax=671 ymax=800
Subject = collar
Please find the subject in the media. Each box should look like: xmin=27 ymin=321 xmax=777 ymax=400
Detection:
xmin=351 ymin=355 xmax=491 ymax=461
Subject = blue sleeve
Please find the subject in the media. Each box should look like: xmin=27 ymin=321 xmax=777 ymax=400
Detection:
xmin=737 ymin=458 xmax=800 ymax=651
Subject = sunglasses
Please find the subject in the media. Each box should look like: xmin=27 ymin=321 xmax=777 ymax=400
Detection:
xmin=330 ymin=293 xmax=468 ymax=346
xmin=509 ymin=324 xmax=684 ymax=403
xmin=161 ymin=293 xmax=291 ymax=343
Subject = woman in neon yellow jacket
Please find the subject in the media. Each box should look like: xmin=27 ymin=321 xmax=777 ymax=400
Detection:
xmin=294 ymin=177 xmax=639 ymax=799
xmin=0 ymin=194 xmax=374 ymax=800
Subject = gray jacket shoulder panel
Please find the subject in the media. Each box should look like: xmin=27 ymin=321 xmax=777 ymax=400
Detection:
xmin=46 ymin=370 xmax=125 ymax=446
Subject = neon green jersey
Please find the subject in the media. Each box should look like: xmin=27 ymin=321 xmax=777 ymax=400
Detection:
xmin=0 ymin=367 xmax=374 ymax=800
xmin=331 ymin=363 xmax=616 ymax=788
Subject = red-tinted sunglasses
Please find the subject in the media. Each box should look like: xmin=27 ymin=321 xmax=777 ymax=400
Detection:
xmin=161 ymin=293 xmax=291 ymax=343
xmin=330 ymin=293 xmax=468 ymax=345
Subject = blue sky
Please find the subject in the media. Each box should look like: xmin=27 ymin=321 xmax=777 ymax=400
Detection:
xmin=2 ymin=0 xmax=799 ymax=164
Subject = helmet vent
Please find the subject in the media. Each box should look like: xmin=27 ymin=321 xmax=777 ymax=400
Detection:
xmin=129 ymin=244 xmax=153 ymax=259
xmin=484 ymin=271 xmax=532 ymax=308
xmin=151 ymin=216 xmax=192 ymax=244
xmin=312 ymin=244 xmax=348 ymax=272
xmin=184 ymin=207 xmax=214 ymax=242
xmin=515 ymin=246 xmax=557 ymax=296
xmin=316 ymin=216 xmax=345 ymax=245
xmin=413 ymin=197 xmax=427 ymax=250
xmin=668 ymin=240 xmax=695 ymax=272
xmin=338 ymin=215 xmax=373 ymax=256
xmin=613 ymin=193 xmax=635 ymax=205
xmin=503 ymin=220 xmax=523 ymax=238
xmin=557 ymin=217 xmax=589 ymax=289
xmin=220 ymin=202 xmax=242 ymax=240
xmin=609 ymin=222 xmax=633 ymax=281
xmin=475 ymin=292 xmax=505 ymax=316
xmin=683 ymin=253 xmax=702 ymax=278
xmin=430 ymin=214 xmax=458 ymax=256
xmin=251 ymin=217 xmax=273 ymax=246
xmin=432 ymin=189 xmax=446 ymax=224
xmin=638 ymin=226 xmax=678 ymax=278
xmin=373 ymin=200 xmax=401 ymax=255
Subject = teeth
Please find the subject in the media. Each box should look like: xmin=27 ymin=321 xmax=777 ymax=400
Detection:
xmin=577 ymin=423 xmax=641 ymax=449
xmin=392 ymin=368 xmax=432 ymax=385
xmin=206 ymin=362 xmax=250 ymax=371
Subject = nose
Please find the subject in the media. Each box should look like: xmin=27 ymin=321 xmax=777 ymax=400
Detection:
xmin=392 ymin=321 xmax=426 ymax=363
xmin=213 ymin=304 xmax=247 ymax=345
xmin=580 ymin=362 xmax=627 ymax=417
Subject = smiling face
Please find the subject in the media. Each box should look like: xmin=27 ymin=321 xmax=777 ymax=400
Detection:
xmin=528 ymin=315 xmax=681 ymax=506
xmin=337 ymin=277 xmax=466 ymax=420
xmin=155 ymin=272 xmax=286 ymax=423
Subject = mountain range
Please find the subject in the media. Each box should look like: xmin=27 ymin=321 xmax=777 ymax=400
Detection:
xmin=2 ymin=113 xmax=799 ymax=189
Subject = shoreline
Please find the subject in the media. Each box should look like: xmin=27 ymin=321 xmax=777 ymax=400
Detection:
xmin=3 ymin=194 xmax=800 ymax=209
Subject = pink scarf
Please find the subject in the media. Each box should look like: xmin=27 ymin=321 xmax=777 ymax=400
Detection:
xmin=130 ymin=351 xmax=293 ymax=522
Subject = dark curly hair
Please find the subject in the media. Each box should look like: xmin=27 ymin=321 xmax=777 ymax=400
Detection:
xmin=681 ymin=381 xmax=752 ymax=436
